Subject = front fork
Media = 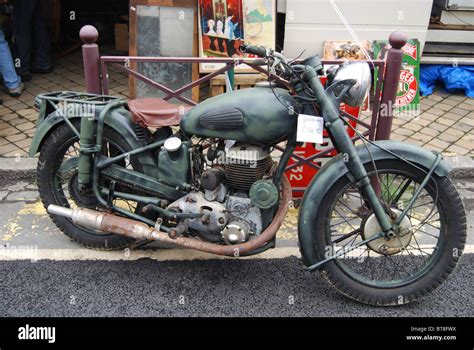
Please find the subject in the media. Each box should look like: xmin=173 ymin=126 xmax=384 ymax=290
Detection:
xmin=304 ymin=67 xmax=393 ymax=233
xmin=303 ymin=66 xmax=442 ymax=270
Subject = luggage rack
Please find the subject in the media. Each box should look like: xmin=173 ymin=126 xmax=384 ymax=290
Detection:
xmin=34 ymin=91 xmax=125 ymax=139
xmin=35 ymin=91 xmax=123 ymax=109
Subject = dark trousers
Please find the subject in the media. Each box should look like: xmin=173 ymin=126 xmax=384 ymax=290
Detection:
xmin=12 ymin=0 xmax=51 ymax=75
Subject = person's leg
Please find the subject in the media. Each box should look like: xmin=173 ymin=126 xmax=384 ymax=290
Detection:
xmin=0 ymin=29 xmax=22 ymax=90
xmin=12 ymin=0 xmax=36 ymax=77
xmin=31 ymin=0 xmax=51 ymax=71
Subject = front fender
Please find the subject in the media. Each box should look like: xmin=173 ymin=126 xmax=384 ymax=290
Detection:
xmin=297 ymin=140 xmax=452 ymax=267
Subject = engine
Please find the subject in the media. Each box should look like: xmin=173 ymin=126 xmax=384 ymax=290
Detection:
xmin=224 ymin=144 xmax=273 ymax=191
xmin=166 ymin=142 xmax=276 ymax=245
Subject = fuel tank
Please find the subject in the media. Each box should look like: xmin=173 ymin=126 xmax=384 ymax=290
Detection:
xmin=180 ymin=87 xmax=297 ymax=145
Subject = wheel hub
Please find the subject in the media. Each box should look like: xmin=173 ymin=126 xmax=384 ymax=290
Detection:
xmin=361 ymin=209 xmax=413 ymax=255
xmin=67 ymin=172 xmax=97 ymax=208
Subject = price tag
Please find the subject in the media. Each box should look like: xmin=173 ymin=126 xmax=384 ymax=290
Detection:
xmin=296 ymin=114 xmax=324 ymax=144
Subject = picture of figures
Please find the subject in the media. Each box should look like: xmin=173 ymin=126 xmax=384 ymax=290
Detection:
xmin=199 ymin=0 xmax=245 ymax=58
xmin=198 ymin=0 xmax=276 ymax=72
xmin=243 ymin=0 xmax=275 ymax=50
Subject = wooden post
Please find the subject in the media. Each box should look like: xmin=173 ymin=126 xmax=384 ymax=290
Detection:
xmin=80 ymin=25 xmax=101 ymax=94
xmin=375 ymin=31 xmax=407 ymax=140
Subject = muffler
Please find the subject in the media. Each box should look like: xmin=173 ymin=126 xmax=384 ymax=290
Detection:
xmin=47 ymin=176 xmax=292 ymax=256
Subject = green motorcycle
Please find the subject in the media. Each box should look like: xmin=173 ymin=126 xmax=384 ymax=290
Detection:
xmin=30 ymin=45 xmax=466 ymax=306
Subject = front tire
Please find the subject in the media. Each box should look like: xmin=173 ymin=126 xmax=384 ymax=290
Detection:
xmin=313 ymin=159 xmax=466 ymax=306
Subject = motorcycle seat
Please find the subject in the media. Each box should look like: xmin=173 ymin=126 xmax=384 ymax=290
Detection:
xmin=128 ymin=98 xmax=191 ymax=128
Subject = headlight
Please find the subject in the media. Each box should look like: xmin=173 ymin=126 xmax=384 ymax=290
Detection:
xmin=327 ymin=62 xmax=371 ymax=107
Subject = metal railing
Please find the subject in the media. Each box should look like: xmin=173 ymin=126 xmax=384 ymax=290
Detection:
xmin=79 ymin=25 xmax=407 ymax=192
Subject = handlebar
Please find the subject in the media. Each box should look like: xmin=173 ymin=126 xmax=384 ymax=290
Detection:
xmin=239 ymin=44 xmax=268 ymax=58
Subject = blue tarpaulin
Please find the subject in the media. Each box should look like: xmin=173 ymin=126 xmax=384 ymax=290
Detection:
xmin=420 ymin=65 xmax=474 ymax=98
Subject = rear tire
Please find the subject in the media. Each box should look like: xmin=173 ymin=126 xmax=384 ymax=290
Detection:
xmin=313 ymin=159 xmax=466 ymax=306
xmin=37 ymin=121 xmax=140 ymax=250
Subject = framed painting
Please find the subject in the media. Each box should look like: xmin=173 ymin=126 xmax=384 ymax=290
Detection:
xmin=129 ymin=0 xmax=199 ymax=102
xmin=198 ymin=0 xmax=276 ymax=73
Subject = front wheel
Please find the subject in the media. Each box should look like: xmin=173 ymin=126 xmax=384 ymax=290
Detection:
xmin=313 ymin=159 xmax=466 ymax=306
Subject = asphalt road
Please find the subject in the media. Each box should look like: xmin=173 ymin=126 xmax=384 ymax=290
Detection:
xmin=0 ymin=177 xmax=473 ymax=317
xmin=1 ymin=255 xmax=473 ymax=317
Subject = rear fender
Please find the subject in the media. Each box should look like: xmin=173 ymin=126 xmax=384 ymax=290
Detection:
xmin=29 ymin=105 xmax=158 ymax=176
xmin=297 ymin=140 xmax=452 ymax=266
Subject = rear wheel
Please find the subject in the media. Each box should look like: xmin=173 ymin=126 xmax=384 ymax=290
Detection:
xmin=313 ymin=159 xmax=466 ymax=305
xmin=37 ymin=121 xmax=143 ymax=250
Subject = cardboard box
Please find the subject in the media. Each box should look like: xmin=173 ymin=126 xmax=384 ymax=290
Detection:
xmin=114 ymin=23 xmax=129 ymax=52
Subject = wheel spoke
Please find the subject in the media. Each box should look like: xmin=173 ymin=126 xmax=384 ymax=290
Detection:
xmin=327 ymin=165 xmax=443 ymax=288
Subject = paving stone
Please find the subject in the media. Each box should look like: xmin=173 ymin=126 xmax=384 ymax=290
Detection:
xmin=17 ymin=109 xmax=36 ymax=117
xmin=15 ymin=138 xmax=32 ymax=150
xmin=435 ymin=103 xmax=454 ymax=112
xmin=429 ymin=138 xmax=451 ymax=149
xmin=419 ymin=127 xmax=440 ymax=137
xmin=459 ymin=115 xmax=474 ymax=127
xmin=430 ymin=123 xmax=449 ymax=132
xmin=437 ymin=117 xmax=456 ymax=127
xmin=445 ymin=94 xmax=467 ymax=102
xmin=404 ymin=139 xmax=424 ymax=147
xmin=5 ymin=133 xmax=27 ymax=143
xmin=0 ymin=109 xmax=11 ymax=116
xmin=444 ymin=127 xmax=465 ymax=137
xmin=441 ymin=99 xmax=459 ymax=107
xmin=393 ymin=128 xmax=414 ymax=136
xmin=423 ymin=143 xmax=444 ymax=152
xmin=451 ymin=121 xmax=473 ymax=132
xmin=426 ymin=107 xmax=445 ymax=116
xmin=457 ymin=102 xmax=474 ymax=111
xmin=0 ymin=143 xmax=19 ymax=154
xmin=446 ymin=144 xmax=469 ymax=156
xmin=16 ymin=122 xmax=35 ymax=132
xmin=3 ymin=149 xmax=27 ymax=157
xmin=5 ymin=190 xmax=39 ymax=202
xmin=462 ymin=98 xmax=474 ymax=106
xmin=3 ymin=181 xmax=29 ymax=191
xmin=442 ymin=112 xmax=466 ymax=121
xmin=404 ymin=123 xmax=422 ymax=132
xmin=438 ymin=133 xmax=461 ymax=143
xmin=411 ymin=117 xmax=431 ymax=127
xmin=2 ymin=114 xmax=19 ymax=122
xmin=390 ymin=133 xmax=406 ymax=141
xmin=25 ymin=183 xmax=38 ymax=190
xmin=419 ymin=113 xmax=439 ymax=122
xmin=410 ymin=133 xmax=432 ymax=143
xmin=449 ymin=107 xmax=470 ymax=117
xmin=425 ymin=94 xmax=444 ymax=102
xmin=8 ymin=117 xmax=29 ymax=126
xmin=0 ymin=122 xmax=11 ymax=130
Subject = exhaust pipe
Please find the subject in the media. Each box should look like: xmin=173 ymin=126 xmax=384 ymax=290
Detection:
xmin=47 ymin=176 xmax=292 ymax=256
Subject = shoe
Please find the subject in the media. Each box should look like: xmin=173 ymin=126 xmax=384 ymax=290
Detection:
xmin=8 ymin=82 xmax=24 ymax=97
xmin=21 ymin=74 xmax=32 ymax=82
xmin=31 ymin=66 xmax=53 ymax=74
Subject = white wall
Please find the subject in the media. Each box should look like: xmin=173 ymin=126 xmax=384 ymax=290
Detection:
xmin=283 ymin=0 xmax=433 ymax=57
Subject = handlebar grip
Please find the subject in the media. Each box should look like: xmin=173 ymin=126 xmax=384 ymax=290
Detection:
xmin=240 ymin=44 xmax=268 ymax=58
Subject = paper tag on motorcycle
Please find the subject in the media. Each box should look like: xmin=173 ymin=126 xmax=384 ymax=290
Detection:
xmin=296 ymin=114 xmax=324 ymax=144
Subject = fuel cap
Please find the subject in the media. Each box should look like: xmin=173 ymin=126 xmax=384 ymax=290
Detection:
xmin=164 ymin=137 xmax=182 ymax=152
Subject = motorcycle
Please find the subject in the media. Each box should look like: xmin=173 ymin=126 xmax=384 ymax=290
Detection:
xmin=29 ymin=45 xmax=466 ymax=306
